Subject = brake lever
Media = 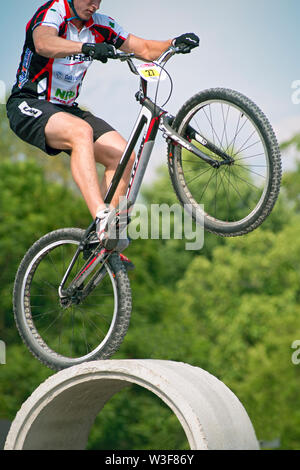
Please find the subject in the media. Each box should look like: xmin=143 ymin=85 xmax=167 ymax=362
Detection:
xmin=174 ymin=43 xmax=199 ymax=54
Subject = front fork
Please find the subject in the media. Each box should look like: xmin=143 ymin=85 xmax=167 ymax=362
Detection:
xmin=58 ymin=241 xmax=110 ymax=302
xmin=161 ymin=115 xmax=234 ymax=168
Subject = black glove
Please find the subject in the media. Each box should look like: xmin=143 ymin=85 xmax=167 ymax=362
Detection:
xmin=173 ymin=33 xmax=200 ymax=53
xmin=82 ymin=43 xmax=116 ymax=63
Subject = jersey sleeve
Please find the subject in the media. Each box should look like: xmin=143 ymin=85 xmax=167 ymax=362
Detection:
xmin=93 ymin=14 xmax=129 ymax=49
xmin=32 ymin=7 xmax=64 ymax=32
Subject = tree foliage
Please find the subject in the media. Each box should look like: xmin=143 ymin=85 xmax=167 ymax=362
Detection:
xmin=1 ymin=105 xmax=300 ymax=450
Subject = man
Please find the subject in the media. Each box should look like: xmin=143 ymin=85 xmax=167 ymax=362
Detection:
xmin=6 ymin=0 xmax=199 ymax=257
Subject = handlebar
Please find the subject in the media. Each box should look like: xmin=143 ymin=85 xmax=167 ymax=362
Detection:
xmin=110 ymin=43 xmax=198 ymax=79
xmin=112 ymin=42 xmax=198 ymax=64
xmin=113 ymin=51 xmax=136 ymax=62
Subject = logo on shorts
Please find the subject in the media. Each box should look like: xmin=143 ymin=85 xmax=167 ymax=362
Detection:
xmin=18 ymin=101 xmax=43 ymax=118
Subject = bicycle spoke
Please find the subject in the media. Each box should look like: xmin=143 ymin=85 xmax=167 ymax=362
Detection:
xmin=24 ymin=238 xmax=118 ymax=359
xmin=234 ymin=163 xmax=267 ymax=180
xmin=47 ymin=252 xmax=62 ymax=279
xmin=221 ymin=103 xmax=230 ymax=150
xmin=184 ymin=166 xmax=212 ymax=176
xmin=174 ymin=95 xmax=274 ymax=226
xmin=220 ymin=166 xmax=233 ymax=221
xmin=234 ymin=138 xmax=261 ymax=156
xmin=230 ymin=169 xmax=262 ymax=190
xmin=182 ymin=159 xmax=208 ymax=165
xmin=31 ymin=308 xmax=62 ymax=318
xmin=223 ymin=116 xmax=246 ymax=154
xmin=39 ymin=280 xmax=58 ymax=291
xmin=40 ymin=309 xmax=65 ymax=336
xmin=222 ymin=168 xmax=252 ymax=211
xmin=78 ymin=309 xmax=91 ymax=355
xmin=78 ymin=307 xmax=108 ymax=338
xmin=234 ymin=164 xmax=267 ymax=167
xmin=198 ymin=169 xmax=218 ymax=201
xmin=231 ymin=112 xmax=243 ymax=154
xmin=185 ymin=165 xmax=214 ymax=185
xmin=202 ymin=106 xmax=223 ymax=149
xmin=191 ymin=115 xmax=205 ymax=140
xmin=234 ymin=152 xmax=265 ymax=162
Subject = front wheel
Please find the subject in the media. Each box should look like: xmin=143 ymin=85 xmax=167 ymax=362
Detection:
xmin=168 ymin=88 xmax=282 ymax=236
xmin=13 ymin=228 xmax=132 ymax=371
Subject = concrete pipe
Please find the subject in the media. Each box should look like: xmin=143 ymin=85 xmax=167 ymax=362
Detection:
xmin=5 ymin=360 xmax=259 ymax=450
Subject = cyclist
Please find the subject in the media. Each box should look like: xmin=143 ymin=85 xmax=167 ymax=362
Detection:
xmin=6 ymin=0 xmax=199 ymax=260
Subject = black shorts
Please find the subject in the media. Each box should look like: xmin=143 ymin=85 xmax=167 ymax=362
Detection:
xmin=6 ymin=94 xmax=115 ymax=156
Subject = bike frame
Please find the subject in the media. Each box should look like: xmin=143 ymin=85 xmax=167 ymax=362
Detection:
xmin=58 ymin=46 xmax=233 ymax=298
xmin=90 ymin=47 xmax=232 ymax=230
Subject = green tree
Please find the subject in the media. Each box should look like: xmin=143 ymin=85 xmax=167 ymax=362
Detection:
xmin=2 ymin=108 xmax=300 ymax=451
xmin=0 ymin=101 xmax=72 ymax=185
xmin=173 ymin=220 xmax=300 ymax=448
xmin=0 ymin=158 xmax=91 ymax=342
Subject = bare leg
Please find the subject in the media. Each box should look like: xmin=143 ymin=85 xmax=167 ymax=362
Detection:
xmin=45 ymin=113 xmax=135 ymax=220
xmin=45 ymin=112 xmax=107 ymax=218
xmin=93 ymin=131 xmax=136 ymax=208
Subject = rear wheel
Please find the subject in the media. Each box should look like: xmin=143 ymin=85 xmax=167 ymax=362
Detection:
xmin=168 ymin=88 xmax=282 ymax=236
xmin=13 ymin=228 xmax=132 ymax=371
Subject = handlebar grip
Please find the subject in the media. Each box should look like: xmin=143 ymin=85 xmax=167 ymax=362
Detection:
xmin=113 ymin=52 xmax=136 ymax=61
xmin=174 ymin=44 xmax=194 ymax=54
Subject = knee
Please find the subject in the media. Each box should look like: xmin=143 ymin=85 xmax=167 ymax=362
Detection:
xmin=117 ymin=151 xmax=135 ymax=175
xmin=106 ymin=150 xmax=135 ymax=172
xmin=69 ymin=122 xmax=93 ymax=146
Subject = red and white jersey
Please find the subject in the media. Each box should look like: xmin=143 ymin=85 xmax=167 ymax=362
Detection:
xmin=11 ymin=0 xmax=129 ymax=106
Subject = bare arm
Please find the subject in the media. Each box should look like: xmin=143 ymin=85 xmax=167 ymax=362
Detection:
xmin=33 ymin=25 xmax=83 ymax=58
xmin=120 ymin=34 xmax=173 ymax=61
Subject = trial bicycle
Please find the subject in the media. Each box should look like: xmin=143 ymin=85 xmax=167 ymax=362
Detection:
xmin=13 ymin=44 xmax=282 ymax=370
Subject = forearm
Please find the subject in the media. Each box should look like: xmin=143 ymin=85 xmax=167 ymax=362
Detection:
xmin=34 ymin=33 xmax=83 ymax=58
xmin=121 ymin=35 xmax=173 ymax=62
xmin=142 ymin=39 xmax=173 ymax=61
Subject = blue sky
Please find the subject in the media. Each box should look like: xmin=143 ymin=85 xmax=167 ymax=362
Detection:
xmin=2 ymin=0 xmax=300 ymax=176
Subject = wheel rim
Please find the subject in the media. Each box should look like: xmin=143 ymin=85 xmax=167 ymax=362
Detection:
xmin=176 ymin=98 xmax=271 ymax=227
xmin=20 ymin=239 xmax=118 ymax=363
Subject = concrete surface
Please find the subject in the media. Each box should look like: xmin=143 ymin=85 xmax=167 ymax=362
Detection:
xmin=4 ymin=360 xmax=259 ymax=450
xmin=0 ymin=420 xmax=11 ymax=450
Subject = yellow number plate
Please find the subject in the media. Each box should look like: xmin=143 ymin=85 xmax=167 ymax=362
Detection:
xmin=137 ymin=63 xmax=167 ymax=82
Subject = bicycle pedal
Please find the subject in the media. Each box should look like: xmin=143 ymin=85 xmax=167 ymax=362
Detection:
xmin=120 ymin=254 xmax=135 ymax=271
